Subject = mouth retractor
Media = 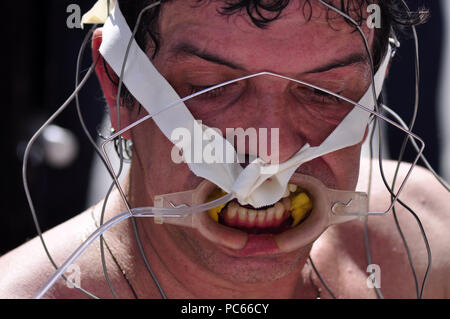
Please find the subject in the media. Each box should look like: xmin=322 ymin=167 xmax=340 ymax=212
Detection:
xmin=152 ymin=173 xmax=368 ymax=252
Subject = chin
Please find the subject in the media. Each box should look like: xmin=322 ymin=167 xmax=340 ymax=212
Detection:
xmin=178 ymin=225 xmax=311 ymax=284
xmin=149 ymin=156 xmax=362 ymax=284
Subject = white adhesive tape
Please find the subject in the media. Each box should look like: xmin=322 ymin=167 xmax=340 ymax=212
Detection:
xmin=81 ymin=0 xmax=116 ymax=26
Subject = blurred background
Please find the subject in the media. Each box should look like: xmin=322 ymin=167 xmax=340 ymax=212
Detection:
xmin=1 ymin=0 xmax=448 ymax=256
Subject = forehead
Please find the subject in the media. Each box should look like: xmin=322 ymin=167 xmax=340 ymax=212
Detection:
xmin=157 ymin=0 xmax=372 ymax=74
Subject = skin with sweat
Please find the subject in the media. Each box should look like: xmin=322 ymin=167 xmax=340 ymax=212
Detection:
xmin=117 ymin=0 xmax=372 ymax=295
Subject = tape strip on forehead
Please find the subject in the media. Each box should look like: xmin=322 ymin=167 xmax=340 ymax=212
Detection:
xmin=99 ymin=3 xmax=390 ymax=208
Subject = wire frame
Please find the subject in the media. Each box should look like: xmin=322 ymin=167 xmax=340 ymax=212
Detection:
xmin=101 ymin=70 xmax=426 ymax=218
xmin=27 ymin=0 xmax=440 ymax=299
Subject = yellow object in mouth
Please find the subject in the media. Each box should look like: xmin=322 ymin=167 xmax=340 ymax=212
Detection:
xmin=206 ymin=187 xmax=313 ymax=227
xmin=206 ymin=188 xmax=227 ymax=222
xmin=290 ymin=192 xmax=313 ymax=227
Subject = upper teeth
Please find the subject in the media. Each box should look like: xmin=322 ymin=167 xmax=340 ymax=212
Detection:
xmin=224 ymin=198 xmax=291 ymax=228
xmin=207 ymin=183 xmax=302 ymax=228
xmin=283 ymin=184 xmax=298 ymax=198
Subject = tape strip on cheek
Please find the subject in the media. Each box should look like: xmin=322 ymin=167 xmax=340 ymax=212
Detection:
xmin=232 ymin=46 xmax=391 ymax=206
xmin=99 ymin=3 xmax=241 ymax=193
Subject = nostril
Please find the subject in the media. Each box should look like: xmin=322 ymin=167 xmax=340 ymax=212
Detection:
xmin=240 ymin=162 xmax=250 ymax=170
xmin=238 ymin=154 xmax=275 ymax=170
xmin=238 ymin=154 xmax=252 ymax=169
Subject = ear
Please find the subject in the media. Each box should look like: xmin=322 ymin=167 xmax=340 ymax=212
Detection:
xmin=92 ymin=28 xmax=133 ymax=140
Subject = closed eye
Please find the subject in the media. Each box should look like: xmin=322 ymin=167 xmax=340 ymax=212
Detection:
xmin=189 ymin=84 xmax=229 ymax=99
xmin=294 ymin=86 xmax=344 ymax=105
xmin=312 ymin=88 xmax=343 ymax=104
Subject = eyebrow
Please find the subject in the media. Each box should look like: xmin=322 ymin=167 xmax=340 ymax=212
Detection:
xmin=171 ymin=43 xmax=245 ymax=70
xmin=170 ymin=42 xmax=369 ymax=74
xmin=306 ymin=53 xmax=369 ymax=73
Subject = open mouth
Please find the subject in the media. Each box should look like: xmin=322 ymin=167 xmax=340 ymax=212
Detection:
xmin=153 ymin=173 xmax=363 ymax=255
xmin=206 ymin=185 xmax=313 ymax=235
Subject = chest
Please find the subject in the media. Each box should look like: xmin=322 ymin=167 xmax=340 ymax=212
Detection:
xmin=309 ymin=221 xmax=420 ymax=299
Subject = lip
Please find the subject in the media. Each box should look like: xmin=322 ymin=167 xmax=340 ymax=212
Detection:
xmin=153 ymin=173 xmax=367 ymax=256
xmin=218 ymin=234 xmax=282 ymax=257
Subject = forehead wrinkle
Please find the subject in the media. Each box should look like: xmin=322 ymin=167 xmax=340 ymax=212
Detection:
xmin=168 ymin=42 xmax=247 ymax=70
xmin=157 ymin=1 xmax=374 ymax=76
xmin=163 ymin=36 xmax=371 ymax=82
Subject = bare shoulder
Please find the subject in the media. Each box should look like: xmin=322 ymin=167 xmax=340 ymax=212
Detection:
xmin=328 ymin=159 xmax=449 ymax=298
xmin=373 ymin=159 xmax=449 ymax=215
xmin=0 ymin=207 xmax=122 ymax=299
xmin=367 ymin=159 xmax=449 ymax=224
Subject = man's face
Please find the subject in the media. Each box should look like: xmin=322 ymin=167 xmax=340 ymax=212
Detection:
xmin=126 ymin=0 xmax=373 ymax=283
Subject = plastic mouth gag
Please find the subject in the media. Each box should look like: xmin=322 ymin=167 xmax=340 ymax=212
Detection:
xmin=152 ymin=173 xmax=368 ymax=251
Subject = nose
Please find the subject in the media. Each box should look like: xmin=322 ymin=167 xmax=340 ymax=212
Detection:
xmin=244 ymin=76 xmax=308 ymax=165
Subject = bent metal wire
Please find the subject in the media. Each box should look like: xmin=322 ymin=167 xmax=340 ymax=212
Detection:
xmin=23 ymin=0 xmax=446 ymax=299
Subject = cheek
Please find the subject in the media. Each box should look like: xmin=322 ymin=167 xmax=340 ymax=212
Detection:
xmin=130 ymin=119 xmax=198 ymax=194
xmin=132 ymin=121 xmax=168 ymax=161
xmin=325 ymin=143 xmax=363 ymax=190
